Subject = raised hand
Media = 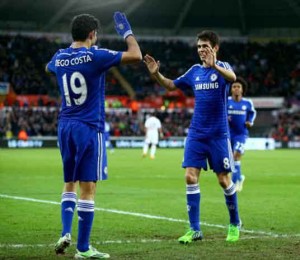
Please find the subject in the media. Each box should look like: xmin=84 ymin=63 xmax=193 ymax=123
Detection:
xmin=203 ymin=46 xmax=216 ymax=68
xmin=144 ymin=54 xmax=160 ymax=75
xmin=113 ymin=11 xmax=133 ymax=39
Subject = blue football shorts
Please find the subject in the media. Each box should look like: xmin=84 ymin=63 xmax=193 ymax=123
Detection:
xmin=58 ymin=120 xmax=107 ymax=182
xmin=231 ymin=134 xmax=247 ymax=154
xmin=182 ymin=136 xmax=234 ymax=174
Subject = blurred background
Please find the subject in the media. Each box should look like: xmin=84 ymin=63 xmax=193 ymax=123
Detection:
xmin=0 ymin=0 xmax=299 ymax=149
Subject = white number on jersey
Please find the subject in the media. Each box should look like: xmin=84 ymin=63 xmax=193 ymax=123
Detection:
xmin=223 ymin=157 xmax=230 ymax=169
xmin=62 ymin=72 xmax=87 ymax=106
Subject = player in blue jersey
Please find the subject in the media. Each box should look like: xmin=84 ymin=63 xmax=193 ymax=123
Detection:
xmin=144 ymin=30 xmax=241 ymax=243
xmin=228 ymin=77 xmax=256 ymax=192
xmin=46 ymin=12 xmax=142 ymax=258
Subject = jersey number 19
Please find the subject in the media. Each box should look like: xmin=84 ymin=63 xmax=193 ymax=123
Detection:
xmin=62 ymin=71 xmax=87 ymax=106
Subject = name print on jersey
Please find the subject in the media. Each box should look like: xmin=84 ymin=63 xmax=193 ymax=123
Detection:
xmin=56 ymin=55 xmax=92 ymax=67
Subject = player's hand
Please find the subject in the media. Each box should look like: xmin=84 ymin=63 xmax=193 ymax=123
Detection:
xmin=113 ymin=11 xmax=133 ymax=39
xmin=245 ymin=121 xmax=252 ymax=129
xmin=203 ymin=46 xmax=216 ymax=68
xmin=144 ymin=54 xmax=160 ymax=75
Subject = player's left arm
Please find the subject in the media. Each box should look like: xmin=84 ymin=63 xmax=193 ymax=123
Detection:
xmin=245 ymin=100 xmax=257 ymax=128
xmin=113 ymin=12 xmax=142 ymax=64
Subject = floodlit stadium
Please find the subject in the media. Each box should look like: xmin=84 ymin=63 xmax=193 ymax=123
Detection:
xmin=0 ymin=1 xmax=300 ymax=259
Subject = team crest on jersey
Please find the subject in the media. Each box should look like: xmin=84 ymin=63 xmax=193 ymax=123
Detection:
xmin=210 ymin=73 xmax=218 ymax=81
xmin=242 ymin=105 xmax=247 ymax=110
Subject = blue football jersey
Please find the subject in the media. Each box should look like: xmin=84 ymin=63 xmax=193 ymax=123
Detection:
xmin=47 ymin=46 xmax=122 ymax=132
xmin=174 ymin=61 xmax=233 ymax=138
xmin=227 ymin=97 xmax=256 ymax=137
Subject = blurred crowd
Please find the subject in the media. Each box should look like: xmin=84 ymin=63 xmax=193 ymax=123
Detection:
xmin=0 ymin=106 xmax=193 ymax=139
xmin=1 ymin=104 xmax=300 ymax=141
xmin=0 ymin=106 xmax=58 ymax=139
xmin=0 ymin=35 xmax=300 ymax=98
xmin=269 ymin=108 xmax=300 ymax=142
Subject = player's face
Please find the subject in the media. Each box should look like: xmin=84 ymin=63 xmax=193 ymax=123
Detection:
xmin=231 ymin=82 xmax=243 ymax=96
xmin=197 ymin=39 xmax=216 ymax=61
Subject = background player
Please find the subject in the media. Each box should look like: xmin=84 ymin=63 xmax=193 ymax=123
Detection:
xmin=228 ymin=77 xmax=256 ymax=191
xmin=105 ymin=121 xmax=114 ymax=153
xmin=142 ymin=112 xmax=163 ymax=159
xmin=144 ymin=30 xmax=241 ymax=243
xmin=46 ymin=12 xmax=142 ymax=258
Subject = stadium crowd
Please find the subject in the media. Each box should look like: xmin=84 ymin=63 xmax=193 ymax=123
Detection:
xmin=0 ymin=106 xmax=192 ymax=138
xmin=0 ymin=35 xmax=300 ymax=140
xmin=1 ymin=35 xmax=300 ymax=98
xmin=269 ymin=108 xmax=300 ymax=141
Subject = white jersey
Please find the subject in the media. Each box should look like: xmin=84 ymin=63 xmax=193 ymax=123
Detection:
xmin=144 ymin=116 xmax=162 ymax=145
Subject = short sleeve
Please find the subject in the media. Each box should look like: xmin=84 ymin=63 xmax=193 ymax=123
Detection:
xmin=92 ymin=46 xmax=122 ymax=71
xmin=217 ymin=61 xmax=233 ymax=72
xmin=173 ymin=65 xmax=195 ymax=90
xmin=47 ymin=52 xmax=59 ymax=74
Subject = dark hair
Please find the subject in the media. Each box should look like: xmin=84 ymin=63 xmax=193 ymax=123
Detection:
xmin=71 ymin=14 xmax=99 ymax=41
xmin=197 ymin=30 xmax=220 ymax=48
xmin=232 ymin=76 xmax=248 ymax=95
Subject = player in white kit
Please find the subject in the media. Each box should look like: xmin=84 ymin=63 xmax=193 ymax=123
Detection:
xmin=142 ymin=113 xmax=163 ymax=159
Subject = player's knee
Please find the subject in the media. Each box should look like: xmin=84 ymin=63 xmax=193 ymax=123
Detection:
xmin=185 ymin=171 xmax=198 ymax=184
xmin=217 ymin=173 xmax=231 ymax=188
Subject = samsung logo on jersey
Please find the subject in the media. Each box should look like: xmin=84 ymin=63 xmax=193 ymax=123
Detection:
xmin=55 ymin=55 xmax=92 ymax=67
xmin=228 ymin=110 xmax=246 ymax=115
xmin=195 ymin=82 xmax=219 ymax=90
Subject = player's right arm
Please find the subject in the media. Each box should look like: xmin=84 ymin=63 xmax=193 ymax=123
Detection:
xmin=144 ymin=54 xmax=177 ymax=91
xmin=45 ymin=52 xmax=58 ymax=75
xmin=113 ymin=12 xmax=142 ymax=64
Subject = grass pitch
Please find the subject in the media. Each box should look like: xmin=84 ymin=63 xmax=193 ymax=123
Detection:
xmin=0 ymin=148 xmax=299 ymax=259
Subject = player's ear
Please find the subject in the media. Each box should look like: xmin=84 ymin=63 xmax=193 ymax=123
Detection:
xmin=214 ymin=45 xmax=219 ymax=53
xmin=88 ymin=30 xmax=95 ymax=40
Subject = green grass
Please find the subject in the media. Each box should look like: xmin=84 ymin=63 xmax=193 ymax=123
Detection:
xmin=0 ymin=148 xmax=299 ymax=259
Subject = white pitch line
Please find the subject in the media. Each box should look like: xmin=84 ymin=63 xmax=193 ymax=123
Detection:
xmin=0 ymin=235 xmax=296 ymax=249
xmin=0 ymin=194 xmax=299 ymax=239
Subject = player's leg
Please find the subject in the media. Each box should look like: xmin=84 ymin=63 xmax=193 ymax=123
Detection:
xmin=217 ymin=173 xmax=240 ymax=242
xmin=75 ymin=129 xmax=109 ymax=258
xmin=142 ymin=138 xmax=150 ymax=157
xmin=210 ymin=138 xmax=240 ymax=242
xmin=178 ymin=167 xmax=203 ymax=244
xmin=178 ymin=137 xmax=207 ymax=244
xmin=55 ymin=122 xmax=76 ymax=254
xmin=76 ymin=181 xmax=96 ymax=252
xmin=55 ymin=182 xmax=77 ymax=254
xmin=230 ymin=139 xmax=240 ymax=183
xmin=150 ymin=144 xmax=156 ymax=159
xmin=232 ymin=137 xmax=246 ymax=191
xmin=150 ymin=136 xmax=158 ymax=159
xmin=233 ymin=151 xmax=244 ymax=191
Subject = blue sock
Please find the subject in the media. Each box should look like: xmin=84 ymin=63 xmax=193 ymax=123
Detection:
xmin=232 ymin=161 xmax=241 ymax=183
xmin=186 ymin=184 xmax=200 ymax=231
xmin=77 ymin=200 xmax=94 ymax=252
xmin=61 ymin=192 xmax=76 ymax=236
xmin=224 ymin=182 xmax=240 ymax=225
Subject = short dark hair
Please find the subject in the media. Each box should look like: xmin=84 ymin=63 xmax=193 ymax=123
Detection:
xmin=197 ymin=30 xmax=220 ymax=48
xmin=71 ymin=14 xmax=99 ymax=41
xmin=232 ymin=76 xmax=248 ymax=95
